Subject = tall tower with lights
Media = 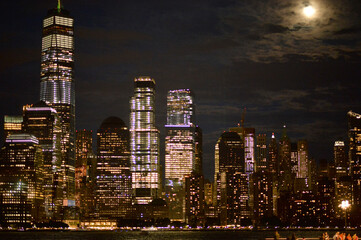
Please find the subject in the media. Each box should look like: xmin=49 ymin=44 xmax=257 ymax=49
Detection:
xmin=40 ymin=1 xmax=75 ymax=205
xmin=165 ymin=89 xmax=197 ymax=186
xmin=164 ymin=89 xmax=202 ymax=221
xmin=348 ymin=111 xmax=361 ymax=207
xmin=130 ymin=77 xmax=160 ymax=204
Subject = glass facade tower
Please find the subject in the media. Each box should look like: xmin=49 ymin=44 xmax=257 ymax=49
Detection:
xmin=22 ymin=102 xmax=62 ymax=219
xmin=40 ymin=3 xmax=75 ymax=205
xmin=165 ymin=89 xmax=198 ymax=186
xmin=130 ymin=77 xmax=160 ymax=204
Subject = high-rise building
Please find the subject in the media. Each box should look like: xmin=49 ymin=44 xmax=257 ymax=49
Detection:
xmin=3 ymin=115 xmax=23 ymax=139
xmin=220 ymin=170 xmax=249 ymax=226
xmin=194 ymin=126 xmax=203 ymax=174
xmin=130 ymin=77 xmax=160 ymax=204
xmin=165 ymin=128 xmax=195 ymax=185
xmin=164 ymin=89 xmax=196 ymax=220
xmin=268 ymin=133 xmax=279 ymax=214
xmin=290 ymin=143 xmax=298 ymax=175
xmin=0 ymin=134 xmax=44 ymax=227
xmin=316 ymin=177 xmax=335 ymax=226
xmin=256 ymin=134 xmax=267 ymax=171
xmin=214 ymin=131 xmax=249 ymax=225
xmin=334 ymin=140 xmax=348 ymax=179
xmin=96 ymin=117 xmax=132 ymax=219
xmin=297 ymin=140 xmax=309 ymax=179
xmin=347 ymin=111 xmax=361 ymax=207
xmin=165 ymin=89 xmax=200 ymax=186
xmin=22 ymin=102 xmax=62 ymax=219
xmin=204 ymin=179 xmax=213 ymax=206
xmin=40 ymin=1 xmax=75 ymax=205
xmin=244 ymin=128 xmax=255 ymax=176
xmin=214 ymin=132 xmax=244 ymax=183
xmin=335 ymin=176 xmax=352 ymax=219
xmin=253 ymin=170 xmax=273 ymax=224
xmin=268 ymin=133 xmax=278 ymax=177
xmin=166 ymin=89 xmax=194 ymax=126
xmin=184 ymin=172 xmax=205 ymax=227
xmin=75 ymin=129 xmax=95 ymax=219
xmin=278 ymin=126 xmax=292 ymax=191
xmin=164 ymin=89 xmax=200 ymax=221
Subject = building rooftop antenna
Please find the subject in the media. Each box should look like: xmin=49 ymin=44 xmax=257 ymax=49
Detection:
xmin=57 ymin=0 xmax=62 ymax=12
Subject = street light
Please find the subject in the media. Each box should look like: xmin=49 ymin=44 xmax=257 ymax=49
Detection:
xmin=339 ymin=200 xmax=351 ymax=229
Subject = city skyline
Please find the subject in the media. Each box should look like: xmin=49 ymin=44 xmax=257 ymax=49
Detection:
xmin=1 ymin=0 xmax=361 ymax=181
xmin=1 ymin=1 xmax=361 ymax=229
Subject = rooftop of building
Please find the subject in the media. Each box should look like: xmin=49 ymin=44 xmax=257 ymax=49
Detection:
xmin=99 ymin=116 xmax=127 ymax=130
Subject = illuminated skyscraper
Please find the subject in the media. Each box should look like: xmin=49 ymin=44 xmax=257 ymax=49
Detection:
xmin=347 ymin=111 xmax=361 ymax=207
xmin=164 ymin=89 xmax=202 ymax=221
xmin=3 ymin=115 xmax=23 ymax=139
xmin=40 ymin=1 xmax=75 ymax=205
xmin=297 ymin=140 xmax=309 ymax=179
xmin=244 ymin=128 xmax=255 ymax=176
xmin=165 ymin=89 xmax=197 ymax=186
xmin=96 ymin=117 xmax=132 ymax=218
xmin=334 ymin=140 xmax=348 ymax=178
xmin=130 ymin=77 xmax=160 ymax=204
xmin=0 ymin=134 xmax=44 ymax=226
xmin=167 ymin=89 xmax=194 ymax=126
xmin=22 ymin=101 xmax=62 ymax=219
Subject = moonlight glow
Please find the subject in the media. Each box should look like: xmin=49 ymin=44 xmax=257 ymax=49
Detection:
xmin=303 ymin=6 xmax=316 ymax=18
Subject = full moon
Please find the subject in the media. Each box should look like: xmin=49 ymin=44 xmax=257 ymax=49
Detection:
xmin=303 ymin=6 xmax=316 ymax=18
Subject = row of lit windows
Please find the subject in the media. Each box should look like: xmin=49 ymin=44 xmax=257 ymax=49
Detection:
xmin=43 ymin=16 xmax=73 ymax=28
xmin=42 ymin=34 xmax=73 ymax=50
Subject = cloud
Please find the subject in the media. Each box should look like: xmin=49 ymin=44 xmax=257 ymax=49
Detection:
xmin=216 ymin=0 xmax=361 ymax=63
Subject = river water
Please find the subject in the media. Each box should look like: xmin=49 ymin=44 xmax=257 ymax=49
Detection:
xmin=0 ymin=229 xmax=359 ymax=240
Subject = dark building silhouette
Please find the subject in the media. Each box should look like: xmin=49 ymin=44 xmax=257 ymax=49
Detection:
xmin=256 ymin=134 xmax=267 ymax=171
xmin=184 ymin=172 xmax=205 ymax=227
xmin=253 ymin=170 xmax=273 ymax=225
xmin=214 ymin=131 xmax=249 ymax=225
xmin=278 ymin=126 xmax=293 ymax=191
xmin=268 ymin=133 xmax=278 ymax=178
xmin=75 ymin=129 xmax=95 ymax=219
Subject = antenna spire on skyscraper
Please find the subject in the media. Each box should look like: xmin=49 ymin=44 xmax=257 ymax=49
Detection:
xmin=57 ymin=0 xmax=61 ymax=12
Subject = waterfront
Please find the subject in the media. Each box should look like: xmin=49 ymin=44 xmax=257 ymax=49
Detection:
xmin=0 ymin=230 xmax=360 ymax=240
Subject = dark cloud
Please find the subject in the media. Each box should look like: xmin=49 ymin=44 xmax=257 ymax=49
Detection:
xmin=334 ymin=26 xmax=361 ymax=35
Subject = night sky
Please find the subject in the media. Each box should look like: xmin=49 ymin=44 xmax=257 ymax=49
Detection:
xmin=1 ymin=0 xmax=361 ymax=180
